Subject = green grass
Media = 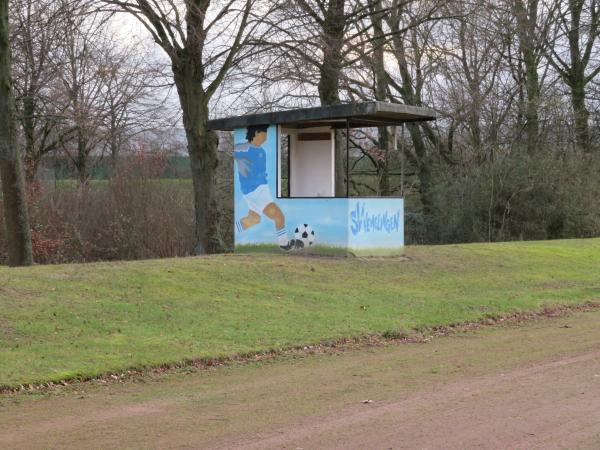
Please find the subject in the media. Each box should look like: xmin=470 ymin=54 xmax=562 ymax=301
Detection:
xmin=236 ymin=243 xmax=404 ymax=257
xmin=236 ymin=243 xmax=350 ymax=256
xmin=349 ymin=246 xmax=404 ymax=257
xmin=1 ymin=238 xmax=600 ymax=388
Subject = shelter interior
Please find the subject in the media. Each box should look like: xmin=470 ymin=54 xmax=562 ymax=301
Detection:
xmin=208 ymin=101 xmax=436 ymax=199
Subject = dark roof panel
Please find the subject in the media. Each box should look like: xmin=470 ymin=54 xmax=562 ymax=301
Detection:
xmin=207 ymin=101 xmax=436 ymax=131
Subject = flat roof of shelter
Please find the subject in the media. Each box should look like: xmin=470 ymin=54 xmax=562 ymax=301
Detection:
xmin=206 ymin=101 xmax=436 ymax=131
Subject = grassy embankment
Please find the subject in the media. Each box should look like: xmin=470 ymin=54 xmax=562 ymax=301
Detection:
xmin=1 ymin=238 xmax=599 ymax=388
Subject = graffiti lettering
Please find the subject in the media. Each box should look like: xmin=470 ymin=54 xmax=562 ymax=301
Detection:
xmin=350 ymin=202 xmax=401 ymax=236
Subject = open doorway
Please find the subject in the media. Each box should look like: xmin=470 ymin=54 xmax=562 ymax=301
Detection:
xmin=278 ymin=126 xmax=335 ymax=198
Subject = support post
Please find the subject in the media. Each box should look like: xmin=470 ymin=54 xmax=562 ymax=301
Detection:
xmin=287 ymin=135 xmax=291 ymax=198
xmin=400 ymin=124 xmax=405 ymax=198
xmin=346 ymin=119 xmax=350 ymax=198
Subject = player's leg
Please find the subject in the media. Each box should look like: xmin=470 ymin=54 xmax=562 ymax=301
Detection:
xmin=242 ymin=184 xmax=295 ymax=250
xmin=262 ymin=202 xmax=284 ymax=230
xmin=263 ymin=201 xmax=297 ymax=250
xmin=239 ymin=210 xmax=261 ymax=230
xmin=236 ymin=187 xmax=264 ymax=233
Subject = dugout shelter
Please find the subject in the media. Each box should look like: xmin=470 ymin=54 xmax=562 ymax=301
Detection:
xmin=207 ymin=101 xmax=436 ymax=256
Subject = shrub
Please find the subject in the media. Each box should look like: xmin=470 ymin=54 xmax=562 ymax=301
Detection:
xmin=418 ymin=153 xmax=600 ymax=244
xmin=2 ymin=154 xmax=198 ymax=264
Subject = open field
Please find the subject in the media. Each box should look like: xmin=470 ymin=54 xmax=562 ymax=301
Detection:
xmin=52 ymin=179 xmax=194 ymax=190
xmin=1 ymin=238 xmax=600 ymax=388
xmin=1 ymin=308 xmax=600 ymax=449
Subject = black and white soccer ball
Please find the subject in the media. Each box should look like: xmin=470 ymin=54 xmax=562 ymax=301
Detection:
xmin=294 ymin=224 xmax=316 ymax=248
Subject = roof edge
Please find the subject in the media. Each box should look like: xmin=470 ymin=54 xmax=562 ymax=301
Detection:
xmin=207 ymin=101 xmax=436 ymax=131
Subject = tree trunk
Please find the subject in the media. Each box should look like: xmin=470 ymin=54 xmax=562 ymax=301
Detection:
xmin=371 ymin=0 xmax=391 ymax=196
xmin=523 ymin=53 xmax=540 ymax=155
xmin=22 ymin=93 xmax=39 ymax=182
xmin=513 ymin=0 xmax=540 ymax=155
xmin=0 ymin=159 xmax=33 ymax=266
xmin=0 ymin=0 xmax=33 ymax=266
xmin=188 ymin=130 xmax=221 ymax=254
xmin=389 ymin=15 xmax=439 ymax=235
xmin=376 ymin=128 xmax=391 ymax=196
xmin=109 ymin=117 xmax=120 ymax=172
xmin=333 ymin=131 xmax=345 ymax=197
xmin=24 ymin=153 xmax=40 ymax=183
xmin=76 ymin=131 xmax=89 ymax=185
xmin=405 ymin=123 xmax=434 ymax=215
xmin=571 ymin=81 xmax=591 ymax=153
xmin=318 ymin=0 xmax=346 ymax=197
xmin=110 ymin=139 xmax=119 ymax=173
xmin=564 ymin=0 xmax=591 ymax=153
xmin=174 ymin=66 xmax=223 ymax=254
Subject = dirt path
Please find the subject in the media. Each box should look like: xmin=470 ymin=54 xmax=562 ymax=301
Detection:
xmin=236 ymin=350 xmax=600 ymax=450
xmin=1 ymin=310 xmax=600 ymax=450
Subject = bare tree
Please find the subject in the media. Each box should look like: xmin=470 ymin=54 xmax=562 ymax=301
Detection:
xmin=0 ymin=0 xmax=33 ymax=266
xmin=10 ymin=0 xmax=171 ymax=182
xmin=504 ymin=0 xmax=553 ymax=155
xmin=367 ymin=0 xmax=393 ymax=195
xmin=101 ymin=0 xmax=263 ymax=254
xmin=545 ymin=0 xmax=600 ymax=153
xmin=242 ymin=0 xmax=447 ymax=203
xmin=315 ymin=0 xmax=349 ymax=195
xmin=254 ymin=1 xmax=404 ymax=195
xmin=384 ymin=0 xmax=445 ymax=218
xmin=100 ymin=39 xmax=173 ymax=169
xmin=56 ymin=4 xmax=113 ymax=184
xmin=10 ymin=0 xmax=70 ymax=181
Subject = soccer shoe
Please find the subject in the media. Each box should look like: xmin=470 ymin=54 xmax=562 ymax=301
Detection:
xmin=280 ymin=239 xmax=300 ymax=251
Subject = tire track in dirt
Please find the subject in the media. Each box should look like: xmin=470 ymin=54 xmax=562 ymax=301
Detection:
xmin=232 ymin=350 xmax=600 ymax=450
xmin=0 ymin=402 xmax=167 ymax=446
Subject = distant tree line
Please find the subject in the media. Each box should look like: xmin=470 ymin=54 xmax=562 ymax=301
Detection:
xmin=1 ymin=0 xmax=599 ymax=265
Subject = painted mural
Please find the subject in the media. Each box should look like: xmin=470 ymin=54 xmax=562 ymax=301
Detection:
xmin=233 ymin=124 xmax=296 ymax=250
xmin=233 ymin=125 xmax=404 ymax=256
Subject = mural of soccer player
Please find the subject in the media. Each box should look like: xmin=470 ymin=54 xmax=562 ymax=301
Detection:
xmin=234 ymin=125 xmax=296 ymax=250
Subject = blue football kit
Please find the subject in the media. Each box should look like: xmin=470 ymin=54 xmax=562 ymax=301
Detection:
xmin=234 ymin=144 xmax=268 ymax=194
xmin=234 ymin=140 xmax=295 ymax=250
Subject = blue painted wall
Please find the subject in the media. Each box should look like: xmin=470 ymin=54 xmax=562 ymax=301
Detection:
xmin=347 ymin=198 xmax=404 ymax=255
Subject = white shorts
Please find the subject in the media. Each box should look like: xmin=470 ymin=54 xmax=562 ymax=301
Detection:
xmin=244 ymin=184 xmax=274 ymax=214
